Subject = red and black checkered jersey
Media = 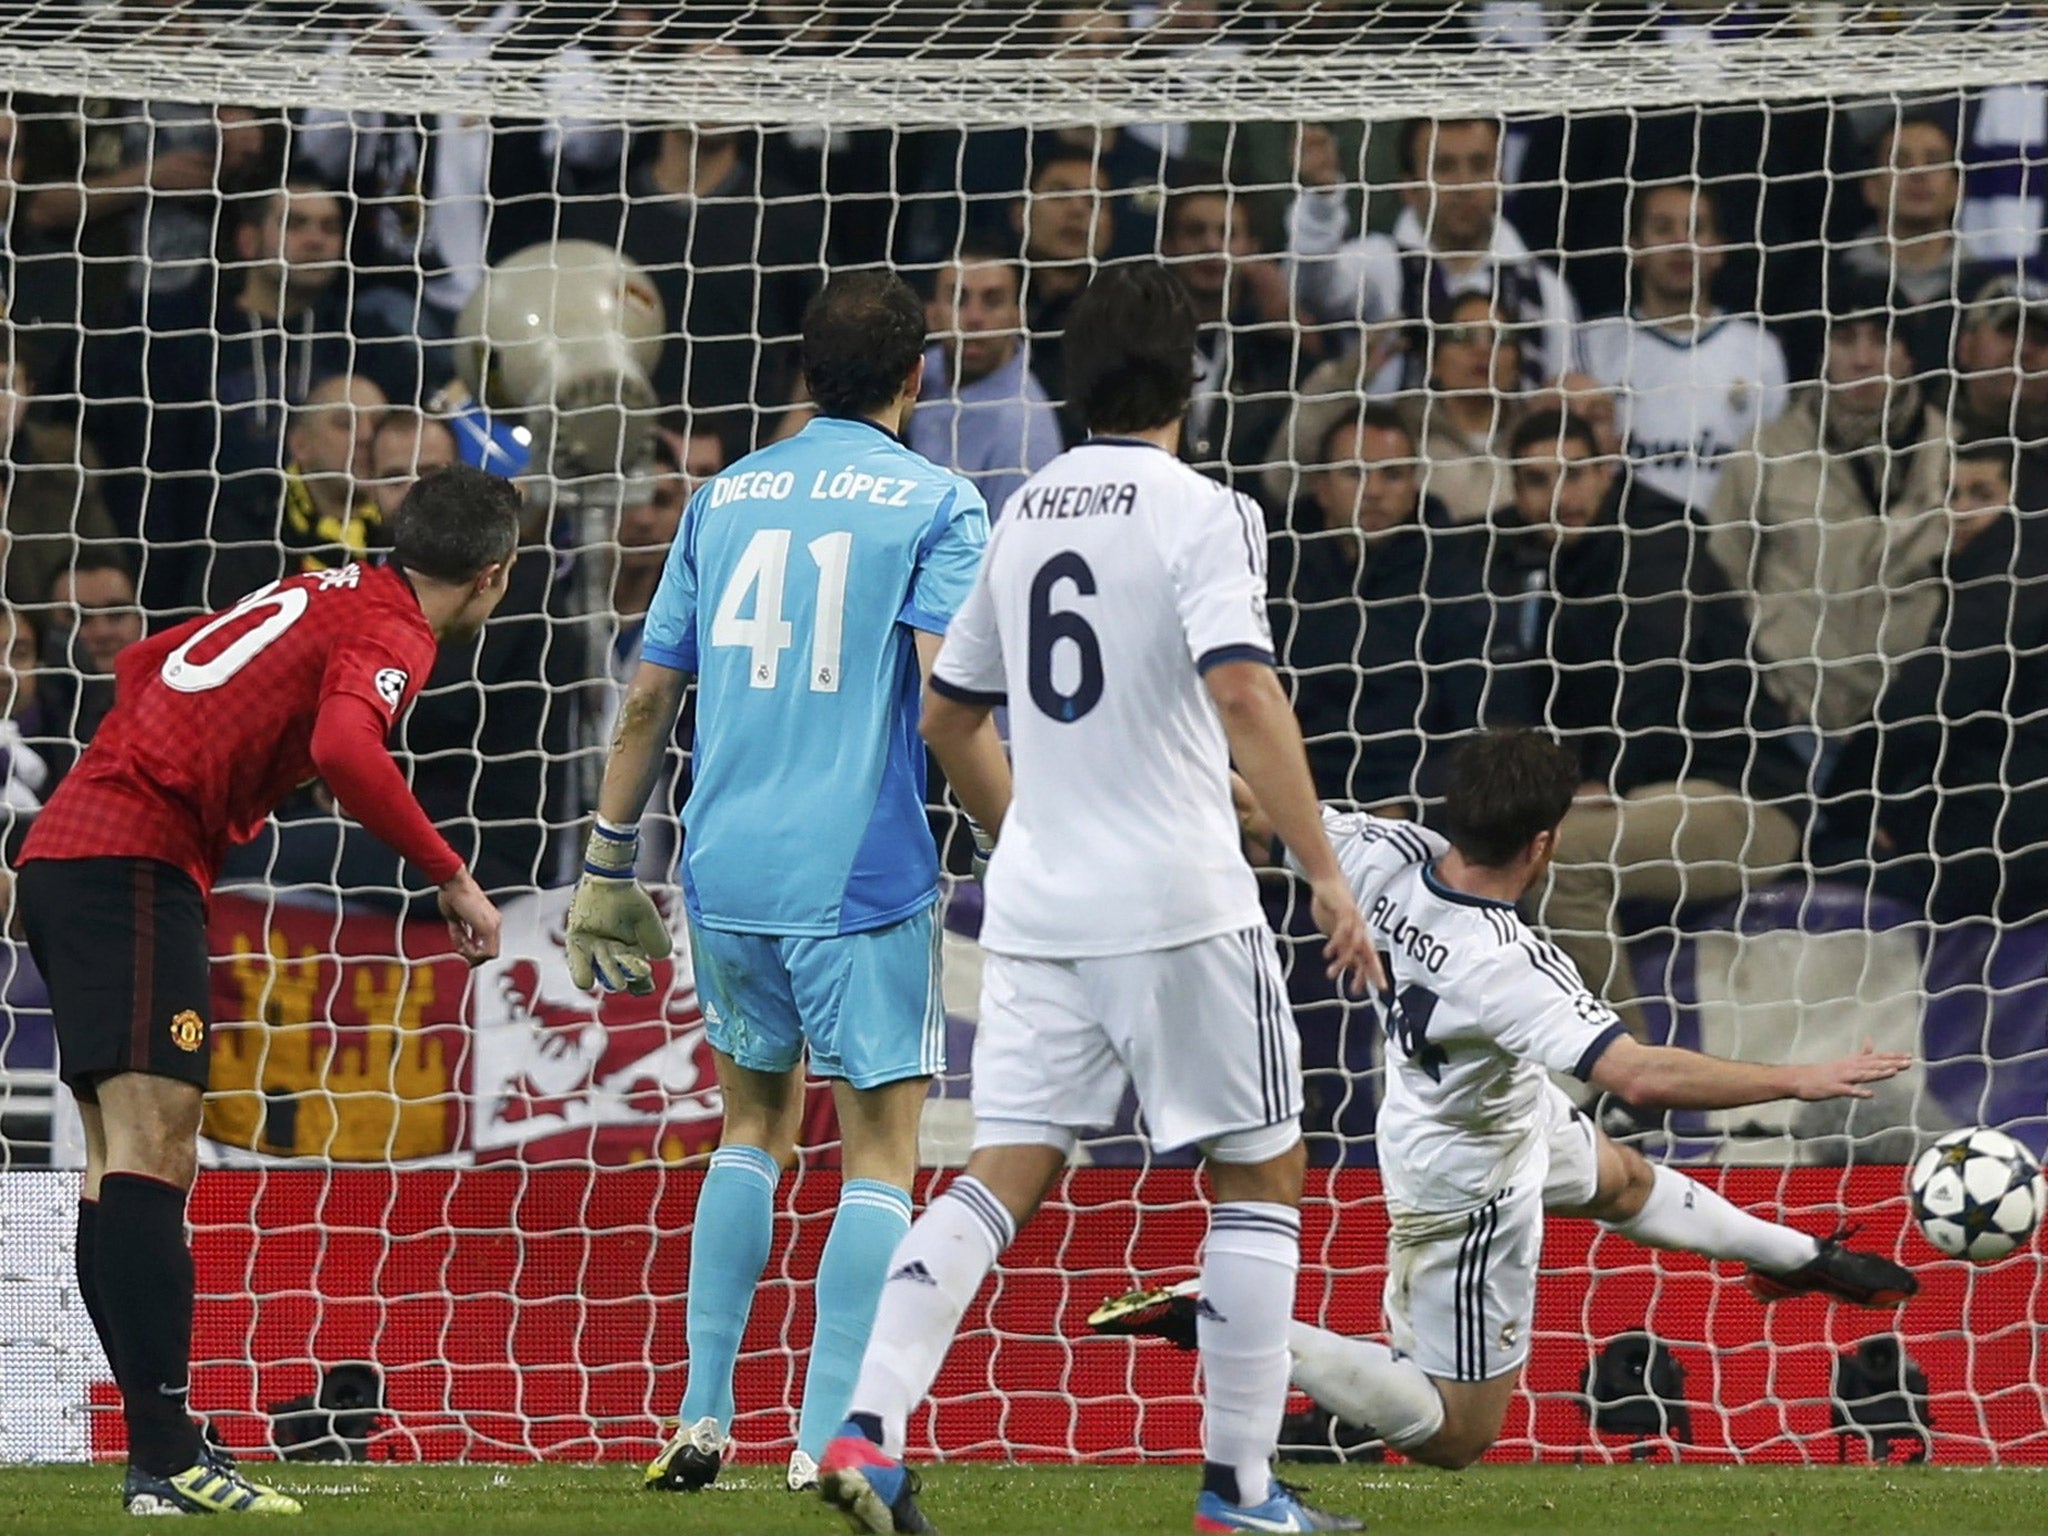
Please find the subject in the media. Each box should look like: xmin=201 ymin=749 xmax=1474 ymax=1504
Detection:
xmin=22 ymin=561 xmax=462 ymax=894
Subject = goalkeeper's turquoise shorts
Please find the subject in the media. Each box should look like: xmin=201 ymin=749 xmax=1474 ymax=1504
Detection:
xmin=686 ymin=904 xmax=946 ymax=1088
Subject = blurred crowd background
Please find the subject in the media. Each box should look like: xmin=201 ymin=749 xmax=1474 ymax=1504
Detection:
xmin=0 ymin=1 xmax=2040 ymax=1064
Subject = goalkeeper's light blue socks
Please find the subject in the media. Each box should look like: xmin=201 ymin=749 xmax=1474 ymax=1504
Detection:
xmin=677 ymin=1143 xmax=781 ymax=1429
xmin=795 ymin=1178 xmax=914 ymax=1460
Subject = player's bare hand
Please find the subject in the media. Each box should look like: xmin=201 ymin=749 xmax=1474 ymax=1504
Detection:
xmin=1310 ymin=875 xmax=1384 ymax=994
xmin=438 ymin=869 xmax=502 ymax=967
xmin=1789 ymin=1040 xmax=1913 ymax=1101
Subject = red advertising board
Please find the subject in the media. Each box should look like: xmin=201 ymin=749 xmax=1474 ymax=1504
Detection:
xmin=83 ymin=1166 xmax=2048 ymax=1466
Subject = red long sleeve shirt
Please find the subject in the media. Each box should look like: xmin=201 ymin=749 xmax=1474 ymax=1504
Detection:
xmin=22 ymin=561 xmax=463 ymax=893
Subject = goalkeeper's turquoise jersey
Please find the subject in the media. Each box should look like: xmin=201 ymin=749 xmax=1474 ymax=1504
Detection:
xmin=642 ymin=415 xmax=989 ymax=936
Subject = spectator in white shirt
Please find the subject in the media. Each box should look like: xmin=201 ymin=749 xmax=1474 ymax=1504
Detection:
xmin=1285 ymin=116 xmax=1579 ymax=394
xmin=1580 ymin=180 xmax=1789 ymax=513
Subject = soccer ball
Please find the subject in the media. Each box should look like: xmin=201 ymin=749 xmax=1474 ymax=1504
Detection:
xmin=1908 ymin=1128 xmax=2046 ymax=1262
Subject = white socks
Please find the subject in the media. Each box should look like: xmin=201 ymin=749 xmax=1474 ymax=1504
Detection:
xmin=1197 ymin=1203 xmax=1301 ymax=1509
xmin=1609 ymin=1163 xmax=1820 ymax=1274
xmin=1286 ymin=1323 xmax=1447 ymax=1451
xmin=844 ymin=1176 xmax=1015 ymax=1457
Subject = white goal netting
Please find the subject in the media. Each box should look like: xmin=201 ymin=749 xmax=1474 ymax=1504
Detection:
xmin=0 ymin=0 xmax=2043 ymax=1473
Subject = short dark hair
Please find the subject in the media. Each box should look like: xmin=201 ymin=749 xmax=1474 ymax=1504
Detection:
xmin=1869 ymin=107 xmax=1958 ymax=167
xmin=930 ymin=236 xmax=1025 ymax=300
xmin=1027 ymin=145 xmax=1110 ymax=194
xmin=1397 ymin=115 xmax=1499 ymax=177
xmin=6 ymin=602 xmax=41 ymax=652
xmin=1163 ymin=171 xmax=1235 ymax=238
xmin=801 ymin=270 xmax=927 ymax=419
xmin=1062 ymin=263 xmax=1200 ymax=435
xmin=1955 ymin=438 xmax=2018 ymax=482
xmin=391 ymin=463 xmax=522 ymax=583
xmin=52 ymin=546 xmax=135 ymax=601
xmin=1316 ymin=402 xmax=1414 ymax=466
xmin=1507 ymin=409 xmax=1598 ymax=463
xmin=242 ymin=174 xmax=341 ymax=236
xmin=1628 ymin=178 xmax=1718 ymax=244
xmin=1443 ymin=729 xmax=1581 ymax=868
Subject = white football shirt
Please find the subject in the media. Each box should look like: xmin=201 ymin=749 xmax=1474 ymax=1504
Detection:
xmin=1289 ymin=808 xmax=1627 ymax=1213
xmin=1579 ymin=310 xmax=1789 ymax=510
xmin=932 ymin=438 xmax=1273 ymax=959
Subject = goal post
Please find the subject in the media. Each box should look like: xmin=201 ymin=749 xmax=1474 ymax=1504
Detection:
xmin=0 ymin=0 xmax=2043 ymax=1471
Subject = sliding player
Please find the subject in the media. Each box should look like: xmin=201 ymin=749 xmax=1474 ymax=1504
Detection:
xmin=1092 ymin=728 xmax=1916 ymax=1470
xmin=819 ymin=264 xmax=1379 ymax=1536
xmin=18 ymin=463 xmax=518 ymax=1515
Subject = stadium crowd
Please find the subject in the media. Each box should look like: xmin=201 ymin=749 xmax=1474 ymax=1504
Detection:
xmin=0 ymin=0 xmax=2041 ymax=1011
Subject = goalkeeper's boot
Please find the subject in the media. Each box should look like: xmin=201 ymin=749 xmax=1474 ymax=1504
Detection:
xmin=643 ymin=1415 xmax=729 ymax=1492
xmin=1088 ymin=1277 xmax=1200 ymax=1350
xmin=123 ymin=1459 xmax=302 ymax=1516
xmin=1745 ymin=1229 xmax=1919 ymax=1308
xmin=1193 ymin=1482 xmax=1364 ymax=1533
xmin=820 ymin=1424 xmax=937 ymax=1534
xmin=787 ymin=1448 xmax=820 ymax=1492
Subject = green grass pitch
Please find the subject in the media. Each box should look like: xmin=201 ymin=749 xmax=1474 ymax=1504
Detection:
xmin=3 ymin=1463 xmax=2046 ymax=1534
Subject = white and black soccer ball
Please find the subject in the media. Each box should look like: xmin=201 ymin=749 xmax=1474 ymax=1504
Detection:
xmin=1908 ymin=1128 xmax=2047 ymax=1262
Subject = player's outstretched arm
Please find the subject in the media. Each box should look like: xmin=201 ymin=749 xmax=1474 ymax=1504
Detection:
xmin=917 ymin=632 xmax=1012 ymax=840
xmin=566 ymin=660 xmax=690 ymax=995
xmin=309 ymin=693 xmax=502 ymax=965
xmin=1588 ymin=1034 xmax=1913 ymax=1111
xmin=1205 ymin=661 xmax=1381 ymax=991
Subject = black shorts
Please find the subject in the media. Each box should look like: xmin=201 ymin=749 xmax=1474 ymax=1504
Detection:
xmin=18 ymin=857 xmax=213 ymax=1100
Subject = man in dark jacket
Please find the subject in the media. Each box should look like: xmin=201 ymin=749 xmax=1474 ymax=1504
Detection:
xmin=1501 ymin=411 xmax=1808 ymax=1038
xmin=96 ymin=181 xmax=420 ymax=614
xmin=1269 ymin=405 xmax=1488 ymax=812
xmin=1162 ymin=179 xmax=1301 ymax=496
xmin=1831 ymin=440 xmax=2048 ymax=923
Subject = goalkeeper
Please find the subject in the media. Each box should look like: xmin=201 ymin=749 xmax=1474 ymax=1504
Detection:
xmin=567 ymin=271 xmax=1003 ymax=1494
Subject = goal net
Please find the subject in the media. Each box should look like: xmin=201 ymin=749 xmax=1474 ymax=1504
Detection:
xmin=0 ymin=0 xmax=2044 ymax=1471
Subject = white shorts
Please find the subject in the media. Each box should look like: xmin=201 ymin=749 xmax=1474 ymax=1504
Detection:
xmin=1383 ymin=1084 xmax=1603 ymax=1384
xmin=1537 ymin=1078 xmax=1602 ymax=1210
xmin=970 ymin=925 xmax=1302 ymax=1156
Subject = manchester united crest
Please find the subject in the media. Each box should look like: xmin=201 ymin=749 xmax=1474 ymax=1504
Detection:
xmin=169 ymin=1010 xmax=206 ymax=1053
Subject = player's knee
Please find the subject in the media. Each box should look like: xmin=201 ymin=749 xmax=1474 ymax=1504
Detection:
xmin=1410 ymin=1412 xmax=1500 ymax=1470
xmin=1205 ymin=1128 xmax=1305 ymax=1206
xmin=1411 ymin=1433 xmax=1491 ymax=1471
xmin=111 ymin=1122 xmax=198 ymax=1189
xmin=1588 ymin=1144 xmax=1658 ymax=1223
xmin=720 ymin=1128 xmax=797 ymax=1170
xmin=962 ymin=1141 xmax=1068 ymax=1228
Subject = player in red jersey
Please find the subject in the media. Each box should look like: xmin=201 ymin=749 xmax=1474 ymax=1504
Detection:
xmin=16 ymin=463 xmax=520 ymax=1516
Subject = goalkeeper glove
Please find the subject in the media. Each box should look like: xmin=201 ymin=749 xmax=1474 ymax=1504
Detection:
xmin=565 ymin=818 xmax=673 ymax=996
